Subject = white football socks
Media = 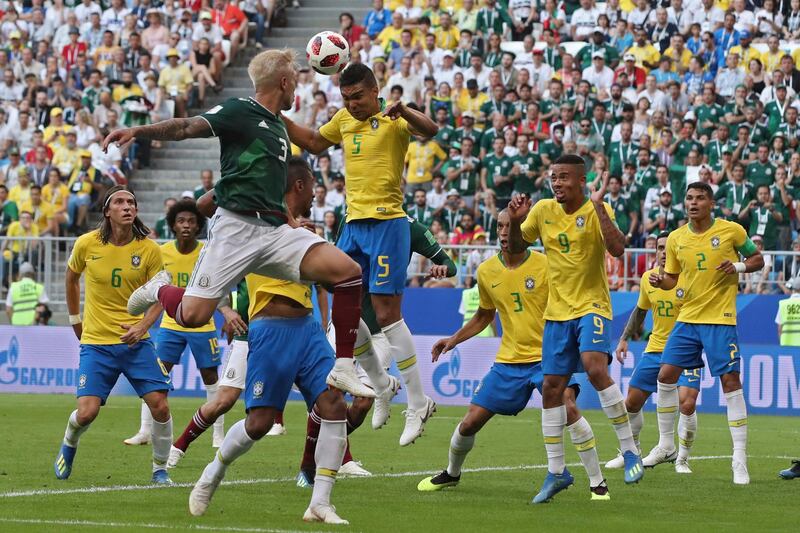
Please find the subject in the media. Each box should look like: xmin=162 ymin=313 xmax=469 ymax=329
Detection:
xmin=598 ymin=385 xmax=637 ymax=454
xmin=206 ymin=383 xmax=225 ymax=438
xmin=139 ymin=400 xmax=153 ymax=436
xmin=542 ymin=406 xmax=567 ymax=475
xmin=656 ymin=381 xmax=678 ymax=451
xmin=383 ymin=319 xmax=426 ymax=411
xmin=567 ymin=416 xmax=603 ymax=487
xmin=447 ymin=423 xmax=475 ymax=477
xmin=354 ymin=319 xmax=391 ymax=394
xmin=677 ymin=411 xmax=697 ymax=463
xmin=725 ymin=389 xmax=748 ymax=464
xmin=629 ymin=410 xmax=643 ymax=450
xmin=311 ymin=419 xmax=347 ymax=508
xmin=63 ymin=409 xmax=89 ymax=448
xmin=151 ymin=417 xmax=173 ymax=472
xmin=201 ymin=420 xmax=255 ymax=483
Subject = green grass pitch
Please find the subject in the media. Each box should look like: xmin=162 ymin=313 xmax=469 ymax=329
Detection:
xmin=0 ymin=394 xmax=796 ymax=532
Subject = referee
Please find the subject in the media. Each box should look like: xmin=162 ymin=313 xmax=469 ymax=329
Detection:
xmin=777 ymin=276 xmax=800 ymax=479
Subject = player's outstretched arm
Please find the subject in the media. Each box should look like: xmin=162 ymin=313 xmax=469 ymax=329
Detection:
xmin=590 ymin=172 xmax=625 ymax=257
xmin=507 ymin=194 xmax=532 ymax=254
xmin=383 ymin=100 xmax=438 ymax=139
xmin=65 ymin=267 xmax=82 ymax=340
xmin=431 ymin=307 xmax=496 ymax=361
xmin=616 ymin=306 xmax=647 ymax=363
xmin=102 ymin=117 xmax=212 ymax=151
xmin=282 ymin=114 xmax=334 ymax=154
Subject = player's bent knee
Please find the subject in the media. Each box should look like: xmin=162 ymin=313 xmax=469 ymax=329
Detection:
xmin=200 ymin=369 xmax=219 ymax=385
xmin=720 ymin=372 xmax=742 ymax=393
xmin=315 ymin=389 xmax=347 ymax=420
xmin=76 ymin=405 xmax=100 ymax=425
xmin=244 ymin=409 xmax=275 ymax=440
xmin=657 ymin=364 xmax=683 ymax=384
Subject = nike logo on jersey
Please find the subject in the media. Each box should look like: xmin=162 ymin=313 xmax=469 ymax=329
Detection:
xmin=592 ymin=339 xmax=604 ymax=344
xmin=544 ymin=220 xmax=552 ymax=224
xmin=258 ymin=120 xmax=269 ymax=129
xmin=89 ymin=255 xmax=102 ymax=261
xmin=491 ymin=282 xmax=503 ymax=288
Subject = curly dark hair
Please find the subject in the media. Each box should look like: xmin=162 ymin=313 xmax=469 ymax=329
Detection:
xmin=166 ymin=199 xmax=206 ymax=235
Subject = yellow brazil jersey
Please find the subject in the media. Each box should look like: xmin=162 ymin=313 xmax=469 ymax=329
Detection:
xmin=6 ymin=221 xmax=39 ymax=253
xmin=435 ymin=26 xmax=460 ymax=50
xmin=160 ymin=241 xmax=215 ymax=333
xmin=68 ymin=230 xmax=163 ymax=345
xmin=43 ymin=124 xmax=74 ymax=147
xmin=625 ymin=44 xmax=660 ymax=70
xmin=661 ymin=47 xmax=693 ymax=72
xmin=319 ymin=105 xmax=410 ymax=222
xmin=42 ymin=182 xmax=70 ymax=210
xmin=246 ymin=273 xmax=313 ymax=317
xmin=638 ymin=268 xmax=685 ymax=353
xmin=458 ymin=91 xmax=489 ymax=123
xmin=19 ymin=200 xmax=54 ymax=233
xmin=521 ymin=199 xmax=615 ymax=321
xmin=477 ymin=251 xmax=549 ymax=364
xmin=665 ymin=218 xmax=749 ymax=326
xmin=729 ymin=46 xmax=762 ymax=73
xmin=9 ymin=185 xmax=31 ymax=206
xmin=405 ymin=140 xmax=446 ymax=184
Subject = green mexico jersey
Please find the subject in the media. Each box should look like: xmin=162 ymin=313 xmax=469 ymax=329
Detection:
xmin=155 ymin=216 xmax=174 ymax=239
xmin=510 ymin=152 xmax=542 ymax=195
xmin=765 ymin=100 xmax=791 ymax=134
xmin=454 ymin=127 xmax=483 ymax=156
xmin=449 ymin=155 xmax=481 ymax=195
xmin=704 ymin=139 xmax=727 ymax=171
xmin=744 ymin=122 xmax=769 ymax=145
xmin=484 ymin=153 xmax=513 ymax=198
xmin=749 ymin=206 xmax=779 ymax=249
xmin=746 ymin=161 xmax=776 ymax=188
xmin=725 ymin=140 xmax=756 ymax=161
xmin=777 ymin=121 xmax=800 ymax=145
xmin=201 ymin=97 xmax=290 ymax=222
xmin=439 ymin=207 xmax=466 ymax=233
xmin=769 ymin=184 xmax=792 ymax=228
xmin=673 ymin=139 xmax=702 ymax=166
xmin=634 ymin=164 xmax=657 ymax=192
xmin=479 ymin=127 xmax=502 ymax=154
xmin=540 ymin=140 xmax=563 ymax=164
xmin=725 ymin=182 xmax=753 ymax=220
xmin=434 ymin=124 xmax=457 ymax=150
xmin=608 ymin=141 xmax=638 ymax=177
xmin=648 ymin=205 xmax=685 ymax=232
xmin=575 ymin=43 xmax=619 ymax=69
xmin=695 ymin=103 xmax=725 ymax=138
xmin=480 ymin=99 xmax=515 ymax=121
xmin=605 ymin=194 xmax=633 ymax=234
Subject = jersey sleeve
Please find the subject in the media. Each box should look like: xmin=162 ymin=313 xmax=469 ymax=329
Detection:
xmin=637 ymin=275 xmax=651 ymax=309
xmin=67 ymin=234 xmax=87 ymax=274
xmin=476 ymin=265 xmax=495 ymax=311
xmin=664 ymin=232 xmax=681 ymax=275
xmin=200 ymin=98 xmax=240 ymax=137
xmin=144 ymin=242 xmax=164 ymax=280
xmin=394 ymin=115 xmax=411 ymax=138
xmin=732 ymin=222 xmax=757 ymax=256
xmin=319 ymin=109 xmax=344 ymax=144
xmin=411 ymin=221 xmax=458 ymax=276
xmin=520 ymin=202 xmax=540 ymax=244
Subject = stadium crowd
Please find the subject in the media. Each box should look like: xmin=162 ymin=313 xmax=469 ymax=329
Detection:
xmin=281 ymin=0 xmax=800 ymax=293
xmin=0 ymin=0 xmax=271 ymax=283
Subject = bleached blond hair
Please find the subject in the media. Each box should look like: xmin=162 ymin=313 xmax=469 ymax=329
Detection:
xmin=248 ymin=48 xmax=297 ymax=91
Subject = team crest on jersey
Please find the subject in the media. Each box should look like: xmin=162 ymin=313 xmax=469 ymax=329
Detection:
xmin=79 ymin=374 xmax=86 ymax=388
xmin=131 ymin=254 xmax=141 ymax=267
xmin=711 ymin=236 xmax=720 ymax=249
xmin=676 ymin=288 xmax=685 ymax=299
xmin=370 ymin=118 xmax=379 ymax=130
xmin=766 ymin=167 xmax=773 ymax=175
xmin=226 ymin=368 xmax=235 ymax=379
xmin=576 ymin=215 xmax=586 ymax=228
xmin=253 ymin=381 xmax=264 ymax=397
xmin=198 ymin=275 xmax=210 ymax=288
xmin=525 ymin=276 xmax=535 ymax=291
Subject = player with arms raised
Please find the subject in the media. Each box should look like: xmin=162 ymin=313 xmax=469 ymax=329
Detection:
xmin=283 ymin=63 xmax=441 ymax=445
xmin=54 ymin=186 xmax=174 ymax=484
xmin=648 ymin=182 xmax=763 ymax=484
xmin=507 ymin=154 xmax=643 ymax=503
xmin=417 ymin=210 xmax=609 ymax=501
xmin=104 ymin=49 xmax=372 ymax=398
xmin=608 ymin=231 xmax=703 ymax=473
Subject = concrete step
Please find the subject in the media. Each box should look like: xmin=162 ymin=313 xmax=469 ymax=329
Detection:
xmin=160 ymin=138 xmax=219 ymax=149
xmin=150 ymin=159 xmax=220 ymax=171
xmin=151 ymin=147 xmax=220 ymax=159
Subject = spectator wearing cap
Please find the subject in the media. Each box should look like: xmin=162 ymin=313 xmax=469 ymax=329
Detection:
xmin=66 ymin=150 xmax=99 ymax=232
xmin=6 ymin=261 xmax=48 ymax=325
xmin=434 ymin=50 xmax=460 ymax=88
xmin=615 ymin=53 xmax=647 ymax=89
xmin=438 ymin=188 xmax=467 ymax=233
xmin=363 ymin=0 xmax=392 ymax=39
xmin=583 ymin=51 xmax=615 ymax=93
xmin=729 ymin=31 xmax=763 ymax=74
xmin=61 ymin=26 xmax=86 ymax=72
xmin=454 ymin=111 xmax=482 ymax=155
xmin=577 ymin=27 xmax=621 ymax=70
xmin=159 ymin=48 xmax=193 ymax=118
xmin=193 ymin=11 xmax=226 ymax=72
xmin=493 ymin=51 xmax=519 ymax=92
xmin=142 ymin=8 xmax=170 ymax=51
xmin=43 ymin=107 xmax=73 ymax=148
xmin=645 ymin=187 xmax=685 ymax=233
xmin=2 ymin=147 xmax=27 ymax=188
xmin=458 ymin=79 xmax=489 ymax=126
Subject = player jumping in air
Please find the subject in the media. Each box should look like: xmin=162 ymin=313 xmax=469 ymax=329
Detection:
xmin=103 ymin=49 xmax=373 ymax=399
xmin=648 ymin=182 xmax=763 ymax=485
xmin=124 ymin=199 xmax=240 ymax=447
xmin=507 ymin=154 xmax=644 ymax=503
xmin=54 ymin=186 xmax=174 ymax=484
xmin=188 ymin=158 xmax=351 ymax=525
xmin=417 ymin=210 xmax=610 ymax=501
xmin=283 ymin=63 xmax=441 ymax=445
xmin=607 ymin=231 xmax=703 ymax=474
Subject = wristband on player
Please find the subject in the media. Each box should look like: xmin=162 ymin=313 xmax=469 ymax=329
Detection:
xmin=733 ymin=262 xmax=746 ymax=273
xmin=69 ymin=314 xmax=82 ymax=325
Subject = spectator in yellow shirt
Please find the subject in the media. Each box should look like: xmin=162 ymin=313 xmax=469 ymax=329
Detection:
xmin=729 ymin=31 xmax=762 ymax=74
xmin=93 ymin=30 xmax=119 ymax=72
xmin=458 ymin=78 xmax=490 ymax=127
xmin=661 ymin=34 xmax=693 ymax=74
xmin=626 ymin=28 xmax=661 ymax=71
xmin=435 ymin=12 xmax=460 ymax=50
xmin=19 ymin=185 xmax=56 ymax=236
xmin=66 ymin=150 xmax=99 ymax=231
xmin=8 ymin=167 xmax=32 ymax=206
xmin=4 ymin=210 xmax=40 ymax=258
xmin=43 ymin=107 xmax=74 ymax=148
xmin=51 ymin=131 xmax=81 ymax=177
xmin=42 ymin=168 xmax=70 ymax=229
xmin=405 ymin=137 xmax=447 ymax=190
xmin=377 ymin=11 xmax=406 ymax=50
xmin=158 ymin=48 xmax=194 ymax=118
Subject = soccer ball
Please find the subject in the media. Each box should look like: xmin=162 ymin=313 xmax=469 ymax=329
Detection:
xmin=306 ymin=31 xmax=350 ymax=75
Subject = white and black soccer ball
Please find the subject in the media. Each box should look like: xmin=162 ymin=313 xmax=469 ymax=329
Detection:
xmin=306 ymin=31 xmax=350 ymax=75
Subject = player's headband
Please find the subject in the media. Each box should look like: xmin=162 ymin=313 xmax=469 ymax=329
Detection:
xmin=103 ymin=189 xmax=137 ymax=210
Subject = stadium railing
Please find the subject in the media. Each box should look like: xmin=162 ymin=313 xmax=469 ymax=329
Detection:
xmin=0 ymin=237 xmax=794 ymax=310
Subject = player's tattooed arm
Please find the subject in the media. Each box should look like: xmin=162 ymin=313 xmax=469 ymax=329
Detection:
xmin=102 ymin=117 xmax=212 ymax=151
xmin=615 ymin=306 xmax=647 ymax=363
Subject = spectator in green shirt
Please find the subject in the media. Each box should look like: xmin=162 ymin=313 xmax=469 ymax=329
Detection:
xmin=605 ymin=175 xmax=639 ymax=244
xmin=746 ymin=144 xmax=777 ymax=189
xmin=645 ymin=188 xmax=686 ymax=233
xmin=739 ymin=184 xmax=783 ymax=250
xmin=481 ymin=136 xmax=514 ymax=207
xmin=152 ymin=197 xmax=176 ymax=240
xmin=0 ymin=184 xmax=19 ymax=236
